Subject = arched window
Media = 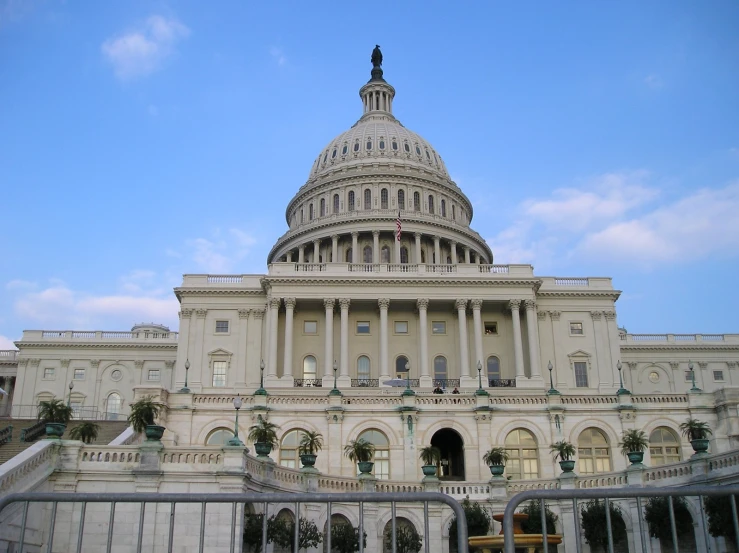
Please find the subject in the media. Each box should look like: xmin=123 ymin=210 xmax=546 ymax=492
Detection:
xmin=309 ymin=204 xmax=314 ymax=220
xmin=364 ymin=189 xmax=372 ymax=210
xmin=434 ymin=356 xmax=447 ymax=381
xmin=354 ymin=141 xmax=360 ymax=152
xmin=342 ymin=144 xmax=348 ymax=155
xmin=300 ymin=209 xmax=304 ymax=224
xmin=331 ymin=148 xmax=337 ymax=159
xmin=504 ymin=429 xmax=539 ymax=479
xmin=404 ymin=142 xmax=410 ymax=153
xmin=320 ymin=198 xmax=325 ymax=217
xmin=578 ymin=428 xmax=611 ymax=474
xmin=381 ymin=188 xmax=388 ymax=209
xmin=392 ymin=140 xmax=398 ymax=151
xmin=400 ymin=247 xmax=408 ymax=264
xmin=487 ymin=356 xmax=501 ymax=384
xmin=441 ymin=199 xmax=446 ymax=217
xmin=395 ymin=355 xmax=409 ymax=377
xmin=106 ymin=392 xmax=122 ymax=420
xmin=357 ymin=356 xmax=370 ymax=381
xmin=452 ymin=205 xmax=456 ymax=220
xmin=358 ymin=429 xmax=389 ymax=479
xmin=363 ymin=245 xmax=373 ymax=263
xmin=366 ymin=138 xmax=372 ymax=150
xmin=413 ymin=192 xmax=420 ymax=211
xmin=428 ymin=195 xmax=435 ymax=214
xmin=279 ymin=429 xmax=307 ymax=468
xmin=333 ymin=194 xmax=340 ymax=213
xmin=398 ymin=190 xmax=405 ymax=210
xmin=381 ymin=245 xmax=390 ymax=263
xmin=206 ymin=428 xmax=234 ymax=445
xmin=303 ymin=356 xmax=317 ymax=379
xmin=649 ymin=427 xmax=681 ymax=466
xmin=348 ymin=191 xmax=355 ymax=211
xmin=345 ymin=248 xmax=353 ymax=262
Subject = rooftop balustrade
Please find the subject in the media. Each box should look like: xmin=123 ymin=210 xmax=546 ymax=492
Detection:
xmin=620 ymin=333 xmax=739 ymax=344
xmin=20 ymin=330 xmax=179 ymax=342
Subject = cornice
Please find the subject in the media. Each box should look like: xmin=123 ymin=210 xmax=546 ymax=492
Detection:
xmin=174 ymin=288 xmax=265 ymax=300
xmin=620 ymin=344 xmax=739 ymax=352
xmin=262 ymin=276 xmax=542 ymax=288
xmin=17 ymin=342 xmax=178 ymax=350
xmin=537 ymin=291 xmax=622 ymax=300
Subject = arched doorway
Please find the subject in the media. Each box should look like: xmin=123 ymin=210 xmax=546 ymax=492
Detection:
xmin=430 ymin=428 xmax=465 ymax=480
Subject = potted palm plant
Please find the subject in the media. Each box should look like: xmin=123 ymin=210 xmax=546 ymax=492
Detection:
xmin=127 ymin=395 xmax=165 ymax=441
xmin=69 ymin=421 xmax=100 ymax=444
xmin=482 ymin=447 xmax=509 ymax=477
xmin=248 ymin=416 xmax=280 ymax=459
xmin=620 ymin=429 xmax=649 ymax=464
xmin=419 ymin=445 xmax=441 ymax=477
xmin=38 ymin=399 xmax=73 ymax=439
xmin=680 ymin=418 xmax=712 ymax=454
xmin=344 ymin=438 xmax=375 ymax=475
xmin=299 ymin=430 xmax=323 ymax=468
xmin=550 ymin=440 xmax=576 ymax=473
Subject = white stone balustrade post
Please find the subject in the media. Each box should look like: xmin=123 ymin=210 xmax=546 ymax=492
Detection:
xmin=456 ymin=299 xmax=470 ymax=378
xmin=509 ymin=300 xmax=525 ymax=379
xmin=379 ymin=298 xmax=390 ymax=383
xmin=283 ymin=298 xmax=296 ymax=380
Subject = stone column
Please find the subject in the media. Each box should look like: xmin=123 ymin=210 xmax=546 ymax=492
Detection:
xmin=236 ymin=309 xmax=250 ymax=389
xmin=268 ymin=298 xmax=280 ymax=377
xmin=192 ymin=309 xmax=207 ymax=389
xmin=456 ymin=299 xmax=470 ymax=378
xmin=331 ymin=235 xmax=338 ymax=263
xmin=298 ymin=245 xmax=305 ymax=264
xmin=175 ymin=308 xmax=193 ymax=389
xmin=283 ymin=298 xmax=296 ymax=380
xmin=434 ymin=236 xmax=441 ymax=265
xmin=417 ymin=299 xmax=431 ymax=386
xmin=450 ymin=241 xmax=458 ymax=265
xmin=372 ymin=231 xmax=380 ymax=264
xmin=525 ymin=300 xmax=542 ymax=379
xmin=351 ymin=232 xmax=359 ymax=263
xmin=323 ymin=299 xmax=335 ymax=380
xmin=394 ymin=238 xmax=401 ymax=264
xmin=509 ymin=300 xmax=525 ymax=379
xmin=464 ymin=246 xmax=471 ymax=263
xmin=471 ymin=299 xmax=484 ymax=373
xmin=379 ymin=299 xmax=390 ymax=383
xmin=249 ymin=309 xmax=265 ymax=387
xmin=414 ymin=233 xmax=422 ymax=264
xmin=339 ymin=299 xmax=350 ymax=379
xmin=286 ymin=252 xmax=292 ymax=262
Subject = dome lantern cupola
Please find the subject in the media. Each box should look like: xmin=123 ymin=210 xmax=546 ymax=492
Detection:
xmin=359 ymin=45 xmax=395 ymax=117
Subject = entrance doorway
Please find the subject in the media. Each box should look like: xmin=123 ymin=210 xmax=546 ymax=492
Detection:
xmin=430 ymin=428 xmax=465 ymax=480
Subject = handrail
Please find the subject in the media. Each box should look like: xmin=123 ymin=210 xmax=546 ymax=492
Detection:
xmin=0 ymin=424 xmax=12 ymax=445
xmin=20 ymin=421 xmax=45 ymax=442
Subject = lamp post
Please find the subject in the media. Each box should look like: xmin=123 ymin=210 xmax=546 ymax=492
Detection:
xmin=227 ymin=394 xmax=244 ymax=446
xmin=67 ymin=381 xmax=74 ymax=408
xmin=255 ymin=359 xmax=267 ymax=396
xmin=616 ymin=360 xmax=631 ymax=395
xmin=402 ymin=361 xmax=415 ymax=396
xmin=329 ymin=360 xmax=342 ymax=396
xmin=180 ymin=359 xmax=191 ymax=393
xmin=546 ymin=361 xmax=560 ymax=395
xmin=689 ymin=360 xmax=702 ymax=392
xmin=475 ymin=360 xmax=489 ymax=396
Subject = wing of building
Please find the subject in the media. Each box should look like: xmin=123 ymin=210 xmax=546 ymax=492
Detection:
xmin=1 ymin=48 xmax=739 ymax=553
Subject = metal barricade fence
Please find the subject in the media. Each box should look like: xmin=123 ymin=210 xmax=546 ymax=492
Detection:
xmin=503 ymin=485 xmax=739 ymax=553
xmin=0 ymin=491 xmax=467 ymax=553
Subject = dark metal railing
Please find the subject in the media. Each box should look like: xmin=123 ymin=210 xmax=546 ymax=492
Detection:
xmin=432 ymin=379 xmax=460 ymax=389
xmin=293 ymin=379 xmax=323 ymax=388
xmin=0 ymin=491 xmax=468 ymax=553
xmin=489 ymin=378 xmax=516 ymax=387
xmin=351 ymin=379 xmax=379 ymax=387
xmin=20 ymin=420 xmax=45 ymax=442
xmin=0 ymin=424 xmax=11 ymax=445
xmin=503 ymin=485 xmax=739 ymax=553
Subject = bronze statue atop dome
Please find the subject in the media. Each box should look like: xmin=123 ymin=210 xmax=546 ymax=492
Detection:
xmin=371 ymin=45 xmax=383 ymax=68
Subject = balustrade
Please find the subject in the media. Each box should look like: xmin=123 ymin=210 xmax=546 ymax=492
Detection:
xmin=293 ymin=379 xmax=323 ymax=388
xmin=489 ymin=378 xmax=516 ymax=388
xmin=351 ymin=379 xmax=379 ymax=387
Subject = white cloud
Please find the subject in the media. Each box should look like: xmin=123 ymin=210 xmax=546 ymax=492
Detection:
xmin=0 ymin=335 xmax=17 ymax=350
xmin=6 ymin=279 xmax=36 ymax=291
xmin=185 ymin=228 xmax=259 ymax=273
xmin=270 ymin=46 xmax=287 ymax=66
xmin=102 ymin=15 xmax=190 ymax=80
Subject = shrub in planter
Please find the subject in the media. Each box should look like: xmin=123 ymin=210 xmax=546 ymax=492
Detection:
xmin=620 ymin=429 xmax=649 ymax=464
xmin=419 ymin=445 xmax=441 ymax=477
xmin=127 ymin=396 xmax=165 ymax=440
xmin=298 ymin=430 xmax=323 ymax=467
xmin=344 ymin=438 xmax=375 ymax=474
xmin=643 ymin=496 xmax=692 ymax=547
xmin=69 ymin=421 xmax=100 ymax=444
xmin=384 ymin=523 xmax=422 ymax=553
xmin=680 ymin=418 xmax=712 ymax=453
xmin=248 ymin=416 xmax=280 ymax=457
xmin=550 ymin=440 xmax=576 ymax=472
xmin=38 ymin=399 xmax=73 ymax=438
xmin=482 ymin=447 xmax=509 ymax=477
xmin=448 ymin=496 xmax=491 ymax=543
xmin=580 ymin=499 xmax=626 ymax=552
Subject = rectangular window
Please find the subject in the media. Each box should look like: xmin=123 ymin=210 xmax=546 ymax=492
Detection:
xmin=394 ymin=321 xmax=408 ymax=334
xmin=570 ymin=322 xmax=584 ymax=335
xmin=432 ymin=321 xmax=446 ymax=334
xmin=574 ymin=362 xmax=588 ymax=387
xmin=212 ymin=361 xmax=227 ymax=387
xmin=73 ymin=368 xmax=85 ymax=380
xmin=43 ymin=368 xmax=55 ymax=379
xmin=215 ymin=320 xmax=229 ymax=333
xmin=714 ymin=370 xmax=725 ymax=382
xmin=148 ymin=369 xmax=160 ymax=381
xmin=484 ymin=322 xmax=498 ymax=335
xmin=303 ymin=321 xmax=317 ymax=334
xmin=356 ymin=321 xmax=370 ymax=334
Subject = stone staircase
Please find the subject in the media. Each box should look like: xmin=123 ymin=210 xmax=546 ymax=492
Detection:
xmin=0 ymin=419 xmax=130 ymax=465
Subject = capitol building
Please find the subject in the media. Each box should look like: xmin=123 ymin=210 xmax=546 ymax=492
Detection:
xmin=1 ymin=48 xmax=739 ymax=553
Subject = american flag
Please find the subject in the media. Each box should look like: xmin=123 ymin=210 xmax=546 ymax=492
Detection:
xmin=395 ymin=211 xmax=402 ymax=242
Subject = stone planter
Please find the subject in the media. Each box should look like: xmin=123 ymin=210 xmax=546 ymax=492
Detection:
xmin=627 ymin=451 xmax=644 ymax=465
xmin=559 ymin=459 xmax=576 ymax=473
xmin=421 ymin=464 xmax=438 ymax=477
xmin=254 ymin=442 xmax=273 ymax=458
xmin=45 ymin=422 xmax=66 ymax=439
xmin=144 ymin=425 xmax=165 ymax=441
xmin=691 ymin=438 xmax=710 ymax=454
xmin=357 ymin=461 xmax=374 ymax=475
xmin=300 ymin=453 xmax=317 ymax=467
xmin=488 ymin=464 xmax=505 ymax=477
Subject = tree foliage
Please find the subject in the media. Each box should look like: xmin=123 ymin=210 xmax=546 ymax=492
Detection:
xmin=69 ymin=422 xmax=100 ymax=444
xmin=384 ymin=524 xmax=422 ymax=553
xmin=243 ymin=513 xmax=266 ymax=553
xmin=244 ymin=513 xmax=323 ymax=552
xmin=580 ymin=499 xmax=626 ymax=552
xmin=643 ymin=496 xmax=692 ymax=542
xmin=448 ymin=496 xmax=492 ymax=545
xmin=705 ymin=495 xmax=739 ymax=541
xmin=330 ymin=522 xmax=367 ymax=553
xmin=519 ymin=500 xmax=558 ymax=535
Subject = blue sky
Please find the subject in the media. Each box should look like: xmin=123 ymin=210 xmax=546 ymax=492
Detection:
xmin=1 ymin=1 xmax=738 ymax=347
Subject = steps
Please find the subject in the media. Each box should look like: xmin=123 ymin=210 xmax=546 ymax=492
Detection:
xmin=0 ymin=419 xmax=130 ymax=466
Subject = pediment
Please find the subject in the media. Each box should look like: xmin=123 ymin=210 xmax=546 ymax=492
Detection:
xmin=208 ymin=348 xmax=233 ymax=357
xmin=568 ymin=349 xmax=591 ymax=358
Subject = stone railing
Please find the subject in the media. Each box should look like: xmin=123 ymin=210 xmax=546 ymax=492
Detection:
xmin=267 ymin=262 xmax=534 ymax=277
xmin=479 ymin=265 xmax=510 ymax=274
xmin=376 ymin=481 xmax=424 ymax=493
xmin=317 ymin=476 xmax=363 ymax=492
xmin=23 ymin=330 xmax=178 ymax=341
xmin=620 ymin=333 xmax=738 ymax=344
xmin=0 ymin=440 xmax=57 ymax=493
xmin=506 ymin=478 xmax=560 ymax=494
xmin=439 ymin=482 xmax=490 ymax=499
xmin=576 ymin=472 xmax=628 ymax=488
xmin=631 ymin=395 xmax=689 ymax=404
xmin=81 ymin=449 xmax=141 ymax=465
xmin=0 ymin=350 xmax=18 ymax=361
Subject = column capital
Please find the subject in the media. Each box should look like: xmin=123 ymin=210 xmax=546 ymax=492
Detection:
xmin=165 ymin=360 xmax=175 ymax=369
xmin=90 ymin=359 xmax=100 ymax=369
xmin=284 ymin=297 xmax=297 ymax=309
xmin=508 ymin=299 xmax=521 ymax=311
xmin=590 ymin=310 xmax=602 ymax=320
xmin=416 ymin=298 xmax=429 ymax=310
xmin=463 ymin=246 xmax=470 ymax=251
xmin=455 ymin=299 xmax=468 ymax=311
xmin=298 ymin=244 xmax=305 ymax=251
xmin=331 ymin=234 xmax=339 ymax=241
xmin=372 ymin=230 xmax=380 ymax=237
xmin=269 ymin=298 xmax=281 ymax=309
xmin=196 ymin=308 xmax=208 ymax=318
xmin=414 ymin=232 xmax=421 ymax=239
xmin=524 ymin=299 xmax=537 ymax=310
xmin=339 ymin=298 xmax=351 ymax=310
xmin=537 ymin=311 xmax=547 ymax=321
xmin=313 ymin=239 xmax=320 ymax=245
xmin=450 ymin=239 xmax=457 ymax=246
xmin=434 ymin=236 xmax=440 ymax=244
xmin=180 ymin=308 xmax=193 ymax=319
xmin=323 ymin=298 xmax=336 ymax=310
xmin=549 ymin=310 xmax=561 ymax=321
xmin=470 ymin=299 xmax=483 ymax=310
xmin=351 ymin=231 xmax=359 ymax=238
xmin=253 ymin=309 xmax=266 ymax=320
xmin=238 ymin=309 xmax=251 ymax=319
xmin=378 ymin=298 xmax=390 ymax=310
xmin=603 ymin=310 xmax=616 ymax=320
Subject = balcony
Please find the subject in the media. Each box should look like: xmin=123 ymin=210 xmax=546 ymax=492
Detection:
xmin=351 ymin=379 xmax=379 ymax=387
xmin=293 ymin=379 xmax=323 ymax=388
xmin=489 ymin=378 xmax=516 ymax=388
